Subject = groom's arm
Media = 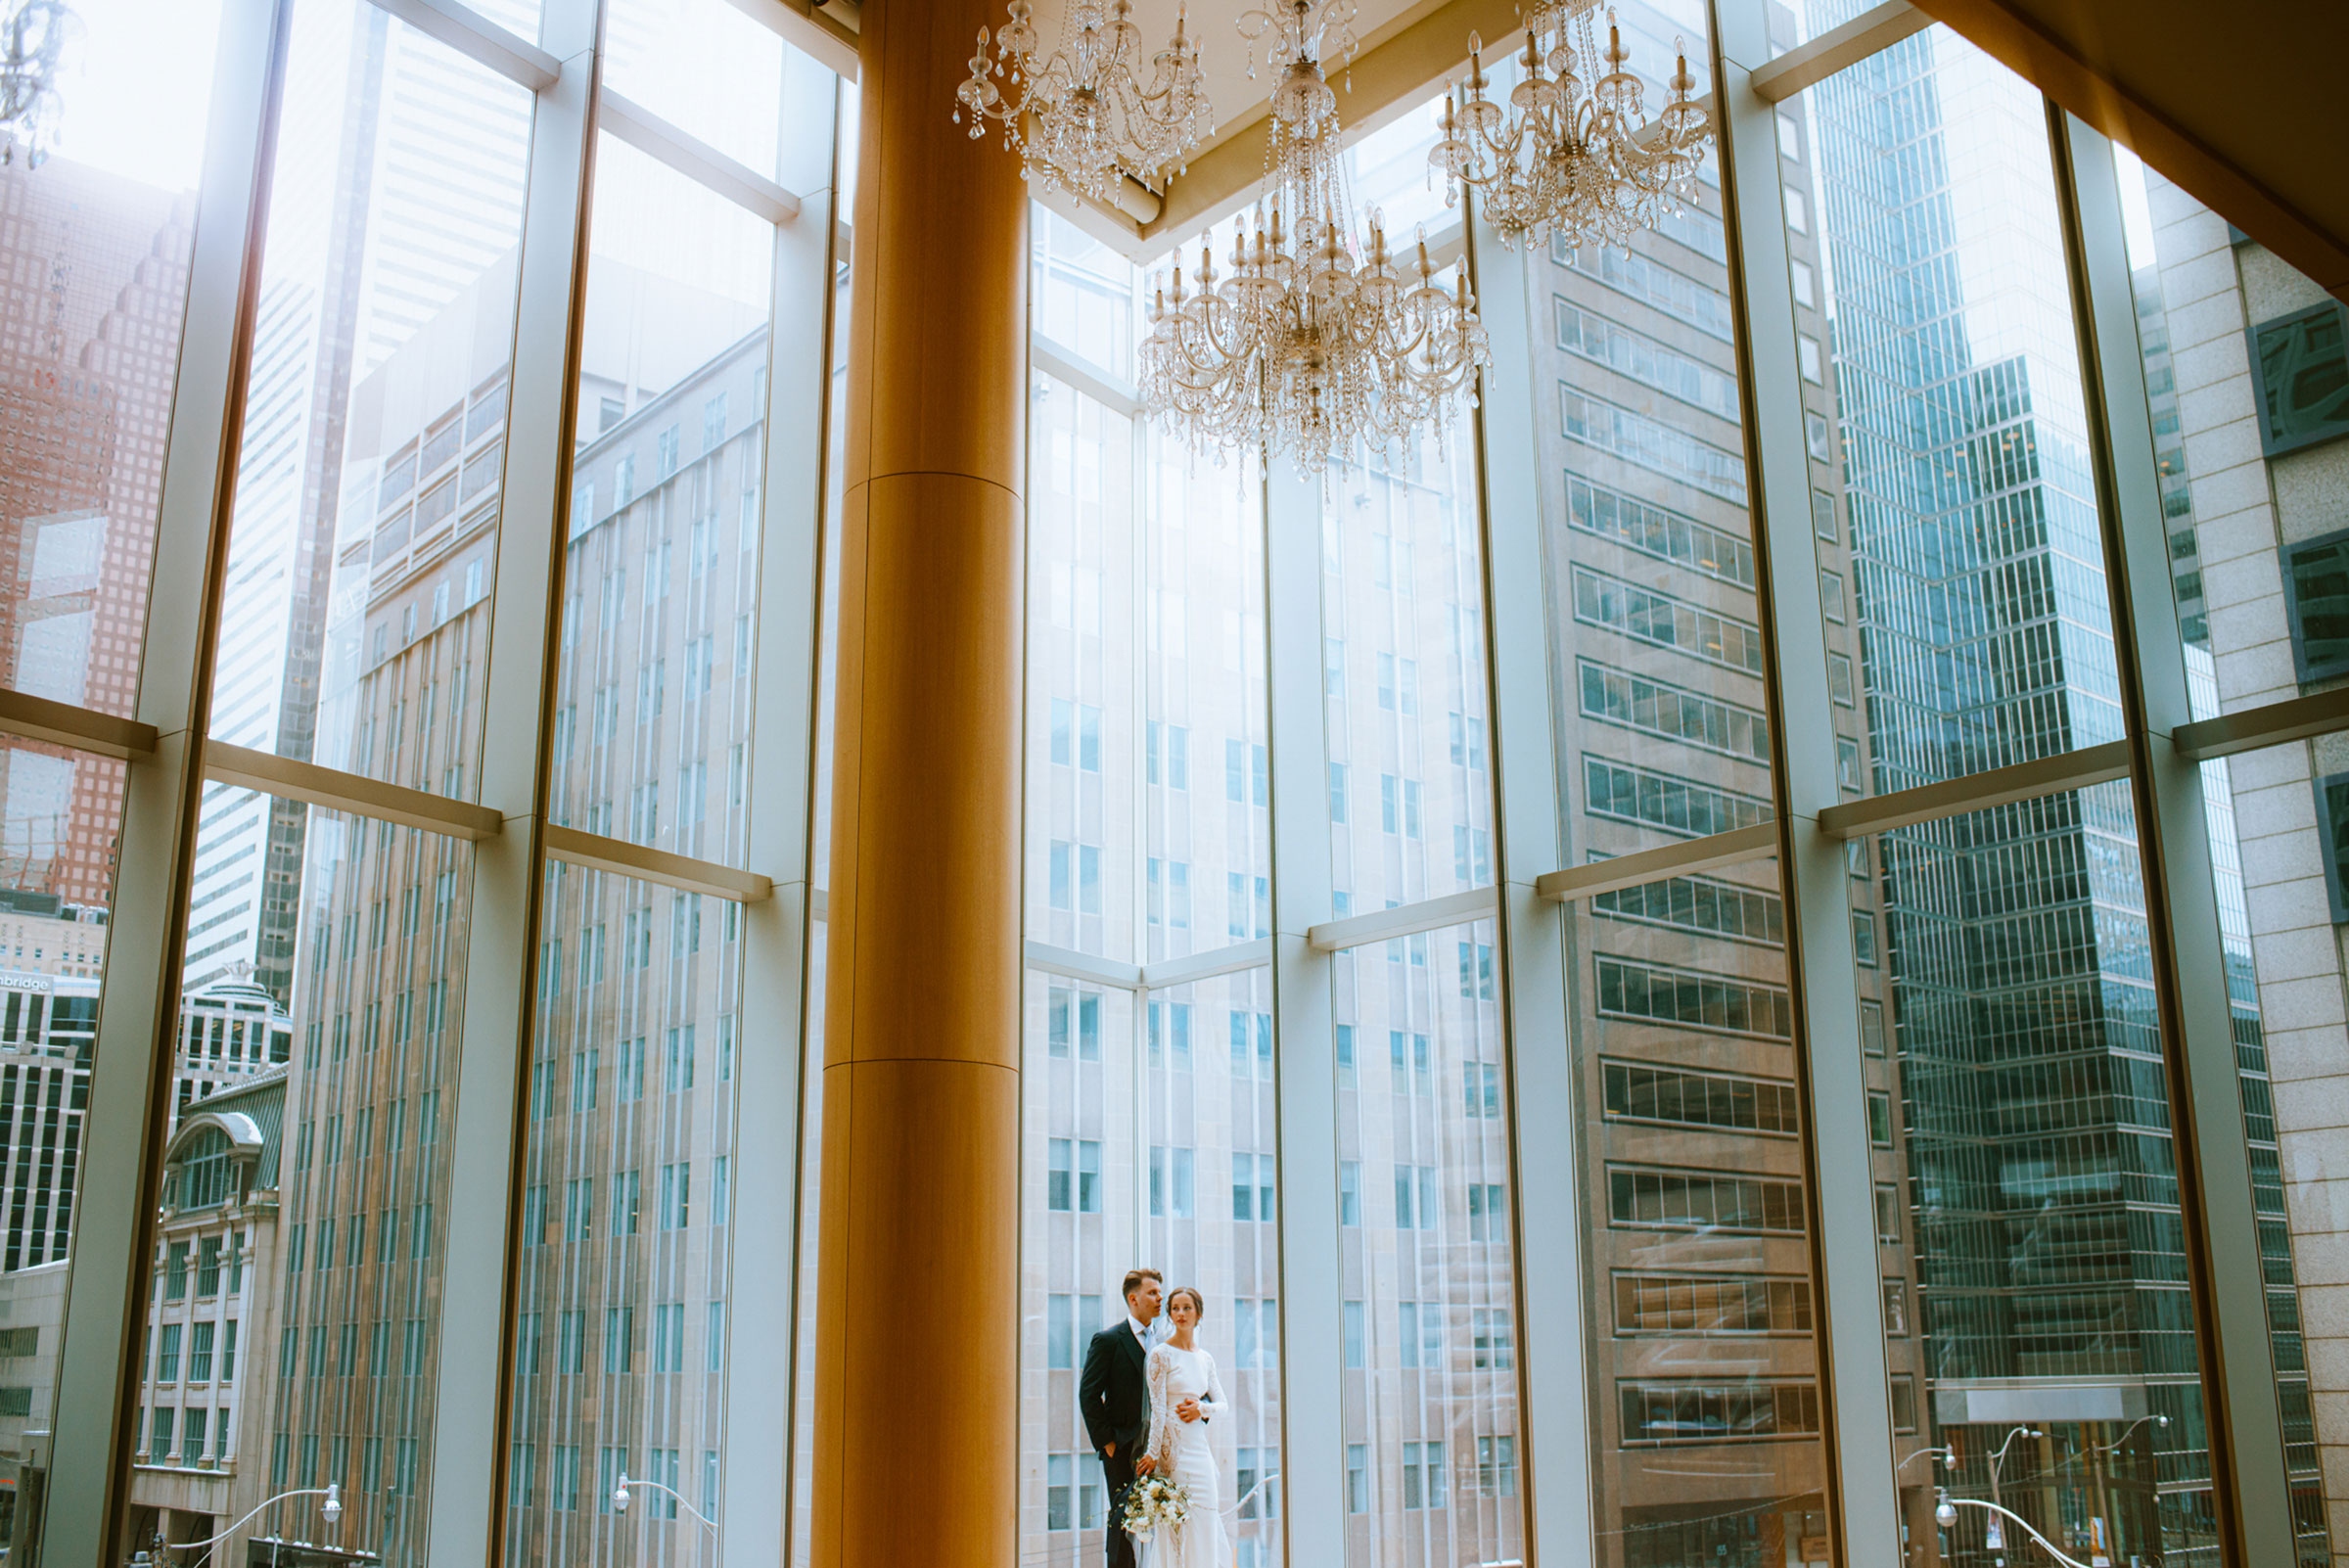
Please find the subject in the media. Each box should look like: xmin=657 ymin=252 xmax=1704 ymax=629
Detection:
xmin=1078 ymin=1331 xmax=1117 ymax=1455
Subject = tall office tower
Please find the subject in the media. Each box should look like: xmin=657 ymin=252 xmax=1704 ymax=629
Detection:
xmin=193 ymin=0 xmax=531 ymax=1005
xmin=1804 ymin=18 xmax=2321 ymax=1560
xmin=2131 ymin=162 xmax=2347 ymax=1559
xmin=0 ymin=157 xmax=196 ymax=906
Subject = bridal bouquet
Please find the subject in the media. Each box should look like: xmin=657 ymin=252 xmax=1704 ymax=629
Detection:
xmin=1121 ymin=1473 xmax=1191 ymax=1539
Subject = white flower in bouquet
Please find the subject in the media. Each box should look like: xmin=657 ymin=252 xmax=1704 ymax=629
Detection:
xmin=1121 ymin=1473 xmax=1191 ymax=1539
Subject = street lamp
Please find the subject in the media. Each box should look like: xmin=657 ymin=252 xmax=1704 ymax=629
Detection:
xmin=1936 ymin=1490 xmax=2093 ymax=1568
xmin=161 ymin=1484 xmax=343 ymax=1565
xmin=613 ymin=1470 xmax=720 ymax=1535
xmin=1985 ymin=1424 xmax=2043 ymax=1551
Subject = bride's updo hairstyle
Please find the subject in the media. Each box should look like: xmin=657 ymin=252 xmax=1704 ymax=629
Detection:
xmin=1169 ymin=1286 xmax=1205 ymax=1318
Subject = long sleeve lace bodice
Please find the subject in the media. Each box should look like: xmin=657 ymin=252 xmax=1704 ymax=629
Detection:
xmin=1144 ymin=1345 xmax=1175 ymax=1471
xmin=1144 ymin=1344 xmax=1228 ymax=1472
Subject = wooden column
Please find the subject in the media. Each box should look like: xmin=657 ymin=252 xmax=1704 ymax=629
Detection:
xmin=811 ymin=0 xmax=1029 ymax=1563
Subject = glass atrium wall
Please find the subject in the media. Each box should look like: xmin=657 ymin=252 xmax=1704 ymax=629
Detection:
xmin=14 ymin=0 xmax=2349 ymax=1565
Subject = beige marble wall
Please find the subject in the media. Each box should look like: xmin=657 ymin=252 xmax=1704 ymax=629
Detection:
xmin=2148 ymin=167 xmax=2349 ymax=1558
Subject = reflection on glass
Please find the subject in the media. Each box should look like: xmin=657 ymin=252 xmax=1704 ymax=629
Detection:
xmin=1799 ymin=21 xmax=2120 ymax=800
xmin=2118 ymin=146 xmax=2342 ymax=1559
xmin=1335 ymin=917 xmax=1520 ymax=1567
xmin=503 ymin=867 xmax=742 ymax=1565
xmin=555 ymin=136 xmax=777 ymax=871
xmin=1865 ymin=782 xmax=2253 ymax=1563
xmin=122 ymin=794 xmax=474 ymax=1564
xmin=1564 ymin=866 xmax=1829 ymax=1565
xmin=0 ymin=741 xmax=115 ymax=1554
xmin=1323 ymin=394 xmax=1493 ymax=910
xmin=1028 ymin=369 xmax=1137 ymax=961
xmin=207 ymin=0 xmax=531 ymax=1014
xmin=0 ymin=0 xmax=220 ymax=725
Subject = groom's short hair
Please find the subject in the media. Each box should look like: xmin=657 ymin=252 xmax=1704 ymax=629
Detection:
xmin=1121 ymin=1268 xmax=1163 ymax=1303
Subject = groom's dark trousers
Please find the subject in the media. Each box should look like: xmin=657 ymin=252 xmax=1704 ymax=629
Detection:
xmin=1079 ymin=1322 xmax=1149 ymax=1568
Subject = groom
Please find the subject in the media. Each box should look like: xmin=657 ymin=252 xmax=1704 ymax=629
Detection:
xmin=1080 ymin=1268 xmax=1162 ymax=1568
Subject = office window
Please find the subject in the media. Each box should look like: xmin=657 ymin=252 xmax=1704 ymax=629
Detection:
xmin=2251 ymin=302 xmax=2349 ymax=455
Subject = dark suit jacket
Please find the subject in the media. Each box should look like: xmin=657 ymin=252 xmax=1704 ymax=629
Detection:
xmin=1079 ymin=1321 xmax=1149 ymax=1460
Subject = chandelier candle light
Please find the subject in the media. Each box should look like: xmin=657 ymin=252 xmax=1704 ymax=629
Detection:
xmin=1429 ymin=0 xmax=1713 ymax=248
xmin=956 ymin=0 xmax=1214 ymax=207
xmin=1138 ymin=0 xmax=1490 ymax=472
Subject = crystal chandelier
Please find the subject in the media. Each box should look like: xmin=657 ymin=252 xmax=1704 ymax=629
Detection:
xmin=1429 ymin=1 xmax=1713 ymax=248
xmin=0 ymin=0 xmax=72 ymax=169
xmin=1139 ymin=0 xmax=1490 ymax=472
xmin=955 ymin=0 xmax=1214 ymax=205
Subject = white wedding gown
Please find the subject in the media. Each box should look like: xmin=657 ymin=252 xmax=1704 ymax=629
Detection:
xmin=1142 ymin=1342 xmax=1230 ymax=1568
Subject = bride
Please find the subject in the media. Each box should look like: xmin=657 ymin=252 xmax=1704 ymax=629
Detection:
xmin=1142 ymin=1286 xmax=1231 ymax=1568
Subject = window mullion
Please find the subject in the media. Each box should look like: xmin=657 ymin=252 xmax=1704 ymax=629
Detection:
xmin=1463 ymin=197 xmax=1600 ymax=1568
xmin=718 ymin=50 xmax=841 ymax=1567
xmin=1263 ymin=461 xmax=1343 ymax=1564
xmin=1711 ymin=2 xmax=1898 ymax=1563
xmin=423 ymin=3 xmax=598 ymax=1556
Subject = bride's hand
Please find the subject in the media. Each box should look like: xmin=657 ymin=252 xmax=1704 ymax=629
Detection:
xmin=1135 ymin=1454 xmax=1159 ymax=1476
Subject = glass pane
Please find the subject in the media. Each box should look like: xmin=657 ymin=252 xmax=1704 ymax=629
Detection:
xmin=603 ymin=0 xmax=808 ymax=185
xmin=1141 ymin=424 xmax=1267 ymax=968
xmin=1514 ymin=2 xmax=1771 ymax=855
xmin=0 ymin=0 xmax=223 ymax=715
xmin=0 ymin=739 xmax=117 ymax=1554
xmin=557 ymin=135 xmax=775 ymax=869
xmin=2112 ymin=153 xmax=2341 ymax=1560
xmin=1020 ymin=967 xmax=1142 ymax=1566
xmin=205 ymin=0 xmax=530 ymax=1011
xmin=501 ymin=865 xmax=742 ymax=1562
xmin=1865 ymin=783 xmax=2265 ymax=1563
xmin=1334 ymin=916 xmax=1521 ymax=1566
xmin=127 ymin=795 xmax=475 ymax=1562
xmin=1563 ymin=862 xmax=1828 ymax=1564
xmin=1027 ymin=372 xmax=1138 ymax=959
xmin=1142 ymin=970 xmax=1283 ymax=1568
xmin=1032 ymin=208 xmax=1137 ymax=389
xmin=1795 ymin=24 xmax=2125 ymax=799
xmin=1323 ymin=99 xmax=1494 ymax=917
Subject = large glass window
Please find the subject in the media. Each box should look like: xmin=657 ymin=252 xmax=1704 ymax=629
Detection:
xmin=504 ymin=867 xmax=742 ymax=1564
xmin=554 ymin=137 xmax=775 ymax=868
xmin=206 ymin=0 xmax=532 ymax=1010
xmin=127 ymin=795 xmax=476 ymax=1563
xmin=1794 ymin=23 xmax=2125 ymax=801
xmin=2116 ymin=147 xmax=2347 ymax=1559
xmin=1562 ymin=862 xmax=1830 ymax=1564
xmin=1334 ymin=916 xmax=1521 ymax=1567
xmin=0 ymin=0 xmax=222 ymax=724
xmin=0 ymin=741 xmax=115 ymax=1551
xmin=1855 ymin=783 xmax=2245 ymax=1562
